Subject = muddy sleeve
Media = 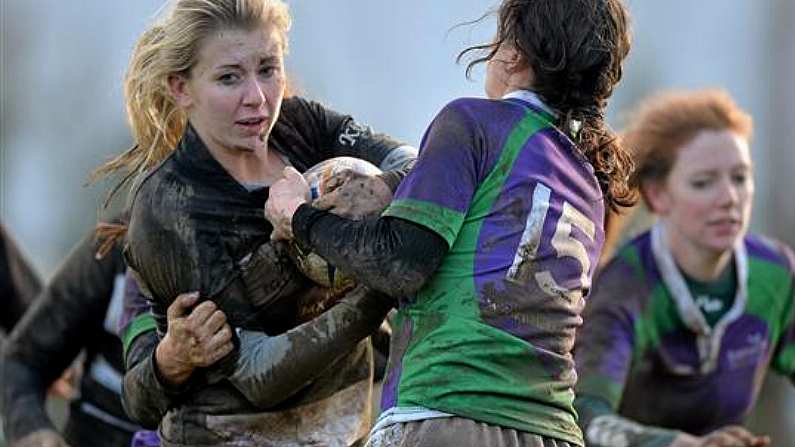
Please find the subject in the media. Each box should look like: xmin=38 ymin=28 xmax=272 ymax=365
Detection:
xmin=292 ymin=207 xmax=447 ymax=298
xmin=574 ymin=258 xmax=682 ymax=447
xmin=229 ymin=285 xmax=392 ymax=408
xmin=294 ymin=97 xmax=418 ymax=192
xmin=0 ymin=224 xmax=42 ymax=336
xmin=1 ymin=231 xmax=124 ymax=441
xmin=574 ymin=397 xmax=681 ymax=447
xmin=121 ymin=330 xmax=177 ymax=428
xmin=119 ymin=273 xmax=182 ymax=428
xmin=289 ymin=102 xmax=484 ymax=299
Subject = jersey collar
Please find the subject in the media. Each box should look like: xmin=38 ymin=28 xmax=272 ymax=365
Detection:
xmin=502 ymin=90 xmax=556 ymax=118
xmin=651 ymin=222 xmax=749 ymax=374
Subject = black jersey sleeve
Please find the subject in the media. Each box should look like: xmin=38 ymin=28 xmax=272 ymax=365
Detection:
xmin=1 ymin=228 xmax=125 ymax=441
xmin=121 ymin=331 xmax=175 ymax=428
xmin=0 ymin=224 xmax=42 ymax=336
xmin=279 ymin=97 xmax=417 ymax=190
xmin=292 ymin=204 xmax=447 ymax=298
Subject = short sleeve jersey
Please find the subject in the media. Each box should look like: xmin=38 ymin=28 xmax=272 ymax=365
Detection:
xmin=575 ymin=225 xmax=795 ymax=435
xmin=381 ymin=91 xmax=605 ymax=445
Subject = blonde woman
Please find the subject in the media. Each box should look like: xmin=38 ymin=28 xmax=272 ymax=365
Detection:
xmin=97 ymin=0 xmax=416 ymax=445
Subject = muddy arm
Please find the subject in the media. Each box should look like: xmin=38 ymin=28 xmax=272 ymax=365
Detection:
xmin=228 ymin=285 xmax=391 ymax=409
xmin=292 ymin=207 xmax=447 ymax=298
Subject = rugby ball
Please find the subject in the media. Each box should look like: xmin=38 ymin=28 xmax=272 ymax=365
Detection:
xmin=290 ymin=157 xmax=382 ymax=290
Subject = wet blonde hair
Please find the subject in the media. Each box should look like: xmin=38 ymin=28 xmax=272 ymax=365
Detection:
xmin=94 ymin=0 xmax=290 ymax=198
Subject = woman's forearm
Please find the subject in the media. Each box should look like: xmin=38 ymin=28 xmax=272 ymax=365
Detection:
xmin=228 ymin=285 xmax=391 ymax=409
xmin=292 ymin=207 xmax=447 ymax=298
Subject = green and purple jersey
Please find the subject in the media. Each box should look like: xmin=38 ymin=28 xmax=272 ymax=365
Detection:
xmin=575 ymin=224 xmax=795 ymax=437
xmin=379 ymin=91 xmax=605 ymax=445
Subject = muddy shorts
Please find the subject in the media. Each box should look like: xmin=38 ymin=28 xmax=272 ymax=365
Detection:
xmin=365 ymin=416 xmax=576 ymax=447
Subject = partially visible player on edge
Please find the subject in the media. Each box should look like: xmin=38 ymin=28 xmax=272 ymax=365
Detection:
xmin=575 ymin=90 xmax=781 ymax=447
xmin=0 ymin=223 xmax=41 ymax=349
xmin=0 ymin=223 xmax=42 ymax=445
xmin=265 ymin=0 xmax=634 ymax=445
xmin=2 ymin=218 xmax=141 ymax=447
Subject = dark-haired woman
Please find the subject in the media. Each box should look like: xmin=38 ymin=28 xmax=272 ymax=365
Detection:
xmin=265 ymin=0 xmax=634 ymax=445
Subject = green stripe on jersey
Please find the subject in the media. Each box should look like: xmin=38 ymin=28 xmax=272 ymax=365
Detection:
xmin=122 ymin=313 xmax=157 ymax=357
xmin=383 ymin=199 xmax=465 ymax=248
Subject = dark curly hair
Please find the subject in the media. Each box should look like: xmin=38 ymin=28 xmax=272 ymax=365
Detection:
xmin=458 ymin=0 xmax=635 ymax=211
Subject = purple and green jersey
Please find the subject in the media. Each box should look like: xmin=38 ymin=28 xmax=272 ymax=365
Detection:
xmin=379 ymin=91 xmax=605 ymax=445
xmin=575 ymin=223 xmax=795 ymax=440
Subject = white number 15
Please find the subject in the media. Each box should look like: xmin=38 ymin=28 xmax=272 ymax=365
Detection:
xmin=506 ymin=183 xmax=596 ymax=301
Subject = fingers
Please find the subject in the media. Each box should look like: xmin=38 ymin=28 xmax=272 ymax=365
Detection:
xmin=751 ymin=437 xmax=771 ymax=447
xmin=14 ymin=429 xmax=70 ymax=447
xmin=264 ymin=169 xmax=309 ymax=239
xmin=720 ymin=426 xmax=759 ymax=446
xmin=48 ymin=375 xmax=78 ymax=400
xmin=204 ymin=309 xmax=228 ymax=334
xmin=195 ymin=325 xmax=235 ymax=367
xmin=701 ymin=432 xmax=736 ymax=447
xmin=185 ymin=303 xmax=233 ymax=349
xmin=701 ymin=426 xmax=769 ymax=447
xmin=270 ymin=229 xmax=287 ymax=241
xmin=186 ymin=300 xmax=218 ymax=327
xmin=264 ymin=195 xmax=279 ymax=223
xmin=724 ymin=426 xmax=770 ymax=447
xmin=167 ymin=291 xmax=200 ymax=320
xmin=283 ymin=166 xmax=303 ymax=182
xmin=166 ymin=295 xmax=227 ymax=346
xmin=269 ymin=221 xmax=294 ymax=241
xmin=208 ymin=325 xmax=234 ymax=350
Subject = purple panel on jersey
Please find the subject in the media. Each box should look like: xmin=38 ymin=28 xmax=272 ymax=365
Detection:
xmin=598 ymin=319 xmax=637 ymax=382
xmin=391 ymin=99 xmax=527 ymax=213
xmin=634 ymin=234 xmax=667 ymax=302
xmin=380 ymin=315 xmax=414 ymax=411
xmin=119 ymin=272 xmax=150 ymax=335
xmin=657 ymin=330 xmax=702 ymax=371
xmin=474 ymin=128 xmax=602 ymax=346
xmin=745 ymin=235 xmax=788 ymax=266
xmin=718 ymin=315 xmax=772 ymax=372
xmin=714 ymin=315 xmax=770 ymax=422
xmin=651 ymin=314 xmax=770 ymax=425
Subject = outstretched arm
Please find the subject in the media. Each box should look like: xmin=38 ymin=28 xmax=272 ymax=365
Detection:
xmin=577 ymin=397 xmax=767 ymax=447
xmin=292 ymin=205 xmax=446 ymax=298
xmin=266 ymin=101 xmax=484 ymax=299
xmin=264 ymin=166 xmax=446 ymax=298
xmin=227 ymin=285 xmax=392 ymax=409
